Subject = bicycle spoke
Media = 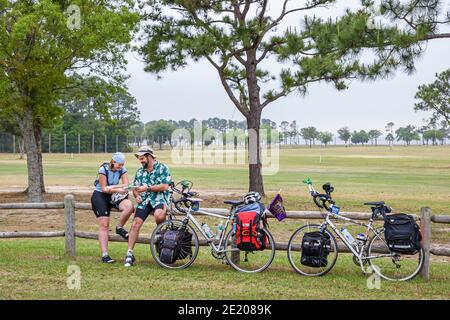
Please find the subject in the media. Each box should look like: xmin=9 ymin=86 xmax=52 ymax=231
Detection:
xmin=150 ymin=219 xmax=199 ymax=270
xmin=368 ymin=230 xmax=424 ymax=281
xmin=224 ymin=228 xmax=276 ymax=273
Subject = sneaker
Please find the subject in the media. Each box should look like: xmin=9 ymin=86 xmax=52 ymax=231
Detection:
xmin=116 ymin=226 xmax=129 ymax=240
xmin=101 ymin=255 xmax=115 ymax=264
xmin=124 ymin=254 xmax=135 ymax=267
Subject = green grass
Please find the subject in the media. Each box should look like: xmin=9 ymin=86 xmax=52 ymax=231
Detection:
xmin=0 ymin=238 xmax=449 ymax=300
xmin=0 ymin=146 xmax=449 ymax=299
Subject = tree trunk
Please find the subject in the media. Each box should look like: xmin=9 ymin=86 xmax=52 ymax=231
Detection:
xmin=245 ymin=49 xmax=264 ymax=196
xmin=22 ymin=108 xmax=45 ymax=202
xmin=246 ymin=112 xmax=264 ymax=196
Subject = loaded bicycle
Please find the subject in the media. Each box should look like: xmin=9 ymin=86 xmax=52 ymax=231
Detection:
xmin=149 ymin=180 xmax=276 ymax=273
xmin=287 ymin=178 xmax=424 ymax=281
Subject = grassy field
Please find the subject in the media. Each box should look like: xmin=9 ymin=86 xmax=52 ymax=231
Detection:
xmin=0 ymin=145 xmax=449 ymax=213
xmin=0 ymin=146 xmax=449 ymax=299
xmin=0 ymin=238 xmax=449 ymax=300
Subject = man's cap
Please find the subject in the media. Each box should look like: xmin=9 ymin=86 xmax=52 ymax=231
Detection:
xmin=112 ymin=152 xmax=126 ymax=164
xmin=134 ymin=146 xmax=155 ymax=159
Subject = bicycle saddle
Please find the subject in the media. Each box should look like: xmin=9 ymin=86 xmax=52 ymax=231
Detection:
xmin=363 ymin=201 xmax=385 ymax=206
xmin=224 ymin=200 xmax=243 ymax=206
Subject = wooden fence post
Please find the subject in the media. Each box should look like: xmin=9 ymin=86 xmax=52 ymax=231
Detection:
xmin=64 ymin=195 xmax=76 ymax=259
xmin=420 ymin=207 xmax=431 ymax=281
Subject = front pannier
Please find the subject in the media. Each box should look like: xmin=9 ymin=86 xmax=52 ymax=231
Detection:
xmin=300 ymin=231 xmax=331 ymax=267
xmin=158 ymin=227 xmax=193 ymax=264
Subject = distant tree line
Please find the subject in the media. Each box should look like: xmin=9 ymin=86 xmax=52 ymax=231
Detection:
xmin=1 ymin=116 xmax=449 ymax=153
xmin=129 ymin=118 xmax=450 ymax=149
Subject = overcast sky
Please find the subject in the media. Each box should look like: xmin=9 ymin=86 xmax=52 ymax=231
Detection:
xmin=124 ymin=1 xmax=450 ymax=133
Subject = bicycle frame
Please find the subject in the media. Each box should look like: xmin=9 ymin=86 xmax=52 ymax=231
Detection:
xmin=306 ymin=183 xmax=394 ymax=270
xmin=322 ymin=213 xmax=389 ymax=261
xmin=170 ymin=205 xmax=238 ymax=255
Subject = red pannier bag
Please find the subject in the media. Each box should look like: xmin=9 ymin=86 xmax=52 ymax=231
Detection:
xmin=235 ymin=211 xmax=268 ymax=251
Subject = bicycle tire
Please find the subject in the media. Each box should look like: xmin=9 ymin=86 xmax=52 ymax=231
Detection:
xmin=149 ymin=219 xmax=200 ymax=270
xmin=367 ymin=228 xmax=424 ymax=281
xmin=287 ymin=224 xmax=338 ymax=276
xmin=224 ymin=227 xmax=276 ymax=273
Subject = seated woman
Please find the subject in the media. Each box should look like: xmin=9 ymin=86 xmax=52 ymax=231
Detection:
xmin=91 ymin=152 xmax=134 ymax=263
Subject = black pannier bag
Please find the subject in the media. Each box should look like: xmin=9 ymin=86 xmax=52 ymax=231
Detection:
xmin=384 ymin=214 xmax=422 ymax=254
xmin=158 ymin=228 xmax=193 ymax=264
xmin=300 ymin=231 xmax=331 ymax=267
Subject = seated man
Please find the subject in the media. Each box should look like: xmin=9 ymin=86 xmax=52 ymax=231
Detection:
xmin=124 ymin=146 xmax=172 ymax=267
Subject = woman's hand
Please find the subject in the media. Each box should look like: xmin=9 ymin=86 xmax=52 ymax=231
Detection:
xmin=116 ymin=187 xmax=127 ymax=194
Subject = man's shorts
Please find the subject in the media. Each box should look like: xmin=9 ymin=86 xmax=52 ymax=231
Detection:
xmin=91 ymin=190 xmax=129 ymax=218
xmin=134 ymin=203 xmax=165 ymax=222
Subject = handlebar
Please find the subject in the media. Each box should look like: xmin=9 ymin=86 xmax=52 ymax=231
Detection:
xmin=303 ymin=177 xmax=335 ymax=212
xmin=170 ymin=181 xmax=200 ymax=213
xmin=303 ymin=178 xmax=391 ymax=219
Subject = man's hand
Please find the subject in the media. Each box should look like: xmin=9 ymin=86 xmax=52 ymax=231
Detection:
xmin=135 ymin=195 xmax=143 ymax=204
xmin=135 ymin=185 xmax=149 ymax=193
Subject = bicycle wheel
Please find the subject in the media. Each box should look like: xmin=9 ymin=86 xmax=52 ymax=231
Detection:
xmin=287 ymin=224 xmax=338 ymax=276
xmin=150 ymin=219 xmax=200 ymax=269
xmin=224 ymin=228 xmax=275 ymax=273
xmin=367 ymin=229 xmax=424 ymax=281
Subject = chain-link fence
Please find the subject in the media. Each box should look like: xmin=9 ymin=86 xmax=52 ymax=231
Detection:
xmin=0 ymin=132 xmax=173 ymax=154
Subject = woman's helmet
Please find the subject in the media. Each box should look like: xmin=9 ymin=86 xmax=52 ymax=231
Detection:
xmin=112 ymin=152 xmax=126 ymax=164
xmin=243 ymin=191 xmax=262 ymax=204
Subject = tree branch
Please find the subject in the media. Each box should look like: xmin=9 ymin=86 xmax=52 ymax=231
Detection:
xmin=422 ymin=32 xmax=450 ymax=40
xmin=260 ymin=90 xmax=288 ymax=109
xmin=205 ymin=55 xmax=249 ymax=117
xmin=255 ymin=0 xmax=333 ymax=50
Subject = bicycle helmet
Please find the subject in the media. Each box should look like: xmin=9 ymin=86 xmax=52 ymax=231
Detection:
xmin=243 ymin=191 xmax=261 ymax=204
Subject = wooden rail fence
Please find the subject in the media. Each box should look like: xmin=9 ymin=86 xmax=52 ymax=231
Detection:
xmin=1 ymin=194 xmax=449 ymax=281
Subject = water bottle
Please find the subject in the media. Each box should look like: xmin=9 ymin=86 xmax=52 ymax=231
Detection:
xmin=215 ymin=222 xmax=225 ymax=240
xmin=201 ymin=223 xmax=215 ymax=239
xmin=341 ymin=227 xmax=356 ymax=245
